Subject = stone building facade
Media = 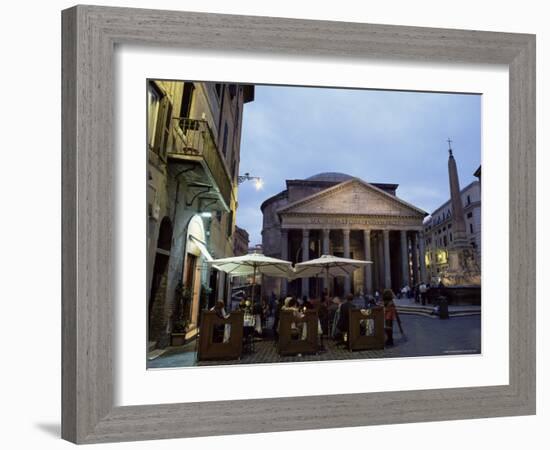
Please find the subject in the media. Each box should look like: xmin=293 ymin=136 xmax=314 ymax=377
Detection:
xmin=233 ymin=226 xmax=250 ymax=256
xmin=423 ymin=180 xmax=481 ymax=283
xmin=261 ymin=173 xmax=428 ymax=299
xmin=147 ymin=80 xmax=254 ymax=348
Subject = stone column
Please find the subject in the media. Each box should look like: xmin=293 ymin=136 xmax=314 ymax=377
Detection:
xmin=322 ymin=228 xmax=330 ymax=255
xmin=322 ymin=228 xmax=330 ymax=294
xmin=400 ymin=230 xmax=409 ymax=288
xmin=377 ymin=231 xmax=384 ymax=290
xmin=301 ymin=229 xmax=310 ymax=298
xmin=343 ymin=229 xmax=351 ymax=295
xmin=383 ymin=229 xmax=392 ymax=289
xmin=363 ymin=229 xmax=372 ymax=295
xmin=280 ymin=229 xmax=289 ymax=297
xmin=411 ymin=232 xmax=419 ymax=285
xmin=418 ymin=231 xmax=427 ymax=283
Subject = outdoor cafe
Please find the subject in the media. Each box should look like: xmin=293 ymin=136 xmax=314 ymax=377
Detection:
xmin=196 ymin=253 xmax=387 ymax=361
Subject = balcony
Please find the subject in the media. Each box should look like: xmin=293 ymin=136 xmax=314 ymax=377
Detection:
xmin=168 ymin=118 xmax=233 ymax=212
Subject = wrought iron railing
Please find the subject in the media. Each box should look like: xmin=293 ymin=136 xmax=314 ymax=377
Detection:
xmin=170 ymin=118 xmax=232 ymax=209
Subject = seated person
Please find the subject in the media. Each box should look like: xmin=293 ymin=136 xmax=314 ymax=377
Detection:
xmin=210 ymin=300 xmax=231 ymax=343
xmin=281 ymin=298 xmax=304 ymax=339
xmin=301 ymin=295 xmax=314 ymax=311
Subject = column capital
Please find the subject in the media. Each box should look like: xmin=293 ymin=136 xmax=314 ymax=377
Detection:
xmin=342 ymin=228 xmax=351 ymax=236
xmin=383 ymin=229 xmax=390 ymax=237
xmin=302 ymin=228 xmax=310 ymax=237
xmin=322 ymin=228 xmax=331 ymax=236
xmin=281 ymin=228 xmax=288 ymax=237
xmin=363 ymin=229 xmax=371 ymax=237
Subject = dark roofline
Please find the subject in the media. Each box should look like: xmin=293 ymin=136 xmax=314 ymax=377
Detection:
xmin=285 ymin=179 xmax=398 ymax=190
xmin=242 ymin=85 xmax=255 ymax=103
xmin=260 ymin=189 xmax=288 ymax=212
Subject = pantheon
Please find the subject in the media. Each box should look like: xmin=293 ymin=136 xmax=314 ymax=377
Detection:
xmin=261 ymin=173 xmax=428 ymax=299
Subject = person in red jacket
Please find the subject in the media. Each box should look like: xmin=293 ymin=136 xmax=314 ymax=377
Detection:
xmin=383 ymin=289 xmax=397 ymax=346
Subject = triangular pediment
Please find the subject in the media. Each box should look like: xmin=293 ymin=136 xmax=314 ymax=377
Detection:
xmin=277 ymin=178 xmax=426 ymax=217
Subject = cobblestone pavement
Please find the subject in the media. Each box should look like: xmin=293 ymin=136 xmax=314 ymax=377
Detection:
xmin=147 ymin=314 xmax=481 ymax=369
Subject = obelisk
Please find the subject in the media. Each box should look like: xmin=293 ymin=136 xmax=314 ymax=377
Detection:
xmin=447 ymin=139 xmax=468 ymax=247
xmin=442 ymin=139 xmax=481 ymax=287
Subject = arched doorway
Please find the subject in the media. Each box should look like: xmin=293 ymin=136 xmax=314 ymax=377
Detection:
xmin=182 ymin=215 xmax=207 ymax=334
xmin=148 ymin=217 xmax=173 ymax=341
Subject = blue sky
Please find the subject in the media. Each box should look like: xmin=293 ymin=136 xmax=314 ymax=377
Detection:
xmin=236 ymin=85 xmax=481 ymax=246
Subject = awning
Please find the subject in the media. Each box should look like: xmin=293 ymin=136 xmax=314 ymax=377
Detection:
xmin=189 ymin=235 xmax=213 ymax=262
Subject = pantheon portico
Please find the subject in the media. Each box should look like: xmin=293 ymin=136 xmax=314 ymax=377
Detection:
xmin=261 ymin=173 xmax=428 ymax=299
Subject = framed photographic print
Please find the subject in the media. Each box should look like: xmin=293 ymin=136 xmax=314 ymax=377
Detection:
xmin=62 ymin=5 xmax=536 ymax=444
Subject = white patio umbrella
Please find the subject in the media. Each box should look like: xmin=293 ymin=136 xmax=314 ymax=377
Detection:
xmin=209 ymin=253 xmax=294 ymax=303
xmin=293 ymin=254 xmax=373 ymax=296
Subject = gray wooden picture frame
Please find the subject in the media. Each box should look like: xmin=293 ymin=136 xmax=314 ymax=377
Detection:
xmin=61 ymin=5 xmax=536 ymax=444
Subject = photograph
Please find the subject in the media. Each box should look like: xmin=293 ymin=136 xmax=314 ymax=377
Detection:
xmin=146 ymin=80 xmax=482 ymax=368
xmin=1 ymin=0 xmax=542 ymax=447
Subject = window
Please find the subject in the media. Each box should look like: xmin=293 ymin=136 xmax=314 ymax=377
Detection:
xmin=450 ymin=233 xmax=453 ymax=242
xmin=467 ymin=212 xmax=473 ymax=218
xmin=215 ymin=83 xmax=222 ymax=98
xmin=148 ymin=82 xmax=172 ymax=159
xmin=235 ymin=100 xmax=240 ymax=130
xmin=467 ymin=195 xmax=471 ymax=205
xmin=222 ymin=122 xmax=229 ymax=157
xmin=443 ymin=236 xmax=447 ymax=247
xmin=226 ymin=211 xmax=233 ymax=237
xmin=231 ymin=159 xmax=237 ymax=182
xmin=470 ymin=223 xmax=474 ymax=234
xmin=147 ymin=82 xmax=162 ymax=150
xmin=180 ymin=83 xmax=194 ymax=120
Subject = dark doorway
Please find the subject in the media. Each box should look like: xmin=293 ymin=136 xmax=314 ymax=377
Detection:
xmin=148 ymin=217 xmax=173 ymax=340
xmin=183 ymin=253 xmax=198 ymax=324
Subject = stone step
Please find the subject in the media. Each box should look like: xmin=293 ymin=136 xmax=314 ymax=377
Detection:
xmin=397 ymin=305 xmax=480 ymax=313
xmin=148 ymin=341 xmax=157 ymax=352
xmin=396 ymin=308 xmax=480 ymax=318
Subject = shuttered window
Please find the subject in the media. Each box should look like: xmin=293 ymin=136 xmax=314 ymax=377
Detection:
xmin=221 ymin=122 xmax=229 ymax=157
xmin=180 ymin=83 xmax=194 ymax=119
xmin=147 ymin=82 xmax=162 ymax=151
xmin=152 ymin=94 xmax=173 ymax=161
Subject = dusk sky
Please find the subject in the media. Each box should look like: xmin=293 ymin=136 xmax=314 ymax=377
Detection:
xmin=236 ymin=85 xmax=481 ymax=246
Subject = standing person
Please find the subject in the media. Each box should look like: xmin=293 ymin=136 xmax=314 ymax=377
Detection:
xmin=374 ymin=290 xmax=380 ymax=304
xmin=318 ymin=296 xmax=329 ymax=337
xmin=337 ymin=294 xmax=356 ymax=344
xmin=329 ymin=297 xmax=342 ymax=339
xmin=383 ymin=289 xmax=397 ymax=346
xmin=419 ymin=282 xmax=427 ymax=305
xmin=272 ymin=297 xmax=284 ymax=339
